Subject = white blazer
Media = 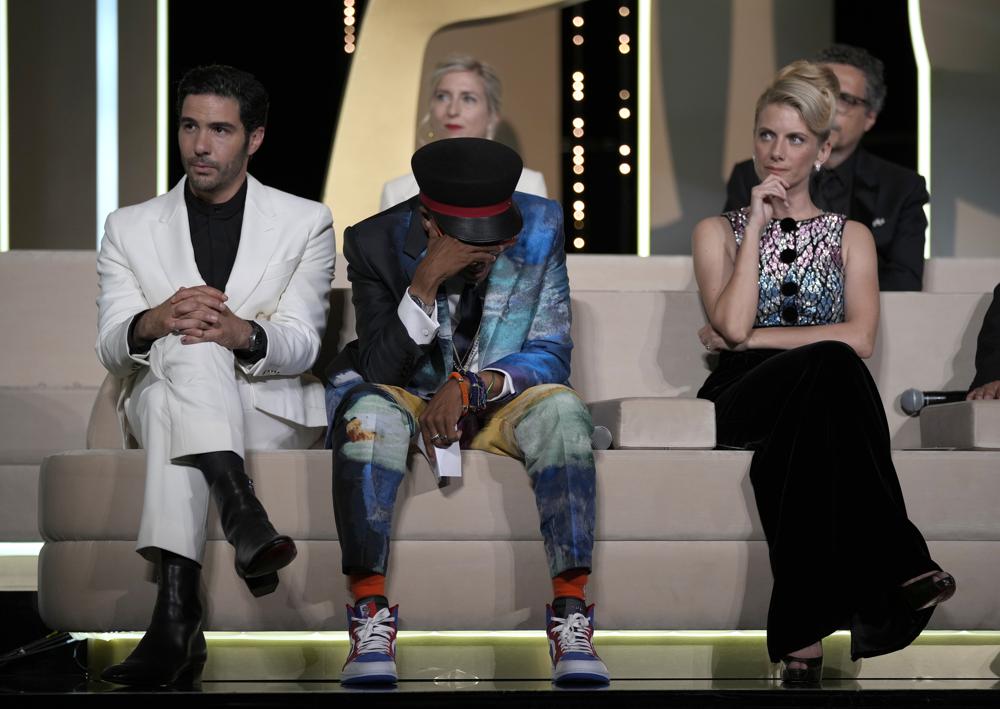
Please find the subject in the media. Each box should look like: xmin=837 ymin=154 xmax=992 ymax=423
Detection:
xmin=379 ymin=166 xmax=548 ymax=211
xmin=96 ymin=175 xmax=336 ymax=431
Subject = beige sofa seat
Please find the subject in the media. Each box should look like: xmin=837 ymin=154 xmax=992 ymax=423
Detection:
xmin=565 ymin=255 xmax=1000 ymax=295
xmin=919 ymin=400 xmax=1000 ymax=450
xmin=12 ymin=250 xmax=1000 ymax=638
xmin=0 ymin=251 xmax=105 ymax=542
xmin=38 ymin=448 xmax=1000 ymax=631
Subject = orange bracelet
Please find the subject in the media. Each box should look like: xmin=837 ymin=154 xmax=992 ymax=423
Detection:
xmin=449 ymin=372 xmax=470 ymax=412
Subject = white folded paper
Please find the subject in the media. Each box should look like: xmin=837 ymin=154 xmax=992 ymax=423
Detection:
xmin=416 ymin=435 xmax=463 ymax=481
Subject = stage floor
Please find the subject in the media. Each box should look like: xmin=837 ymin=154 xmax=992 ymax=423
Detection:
xmin=2 ymin=676 xmax=1000 ymax=708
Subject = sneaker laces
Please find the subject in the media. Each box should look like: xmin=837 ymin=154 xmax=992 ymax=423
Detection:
xmin=551 ymin=611 xmax=595 ymax=654
xmin=349 ymin=607 xmax=395 ymax=655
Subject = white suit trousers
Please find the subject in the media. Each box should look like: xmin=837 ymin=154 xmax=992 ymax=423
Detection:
xmin=125 ymin=335 xmax=322 ymax=563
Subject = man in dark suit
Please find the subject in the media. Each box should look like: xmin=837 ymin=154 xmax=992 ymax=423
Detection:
xmin=968 ymin=283 xmax=1000 ymax=400
xmin=725 ymin=44 xmax=928 ymax=291
xmin=324 ymin=138 xmax=608 ymax=686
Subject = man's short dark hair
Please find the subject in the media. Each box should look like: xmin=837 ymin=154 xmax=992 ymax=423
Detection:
xmin=816 ymin=44 xmax=886 ymax=114
xmin=176 ymin=64 xmax=269 ymax=134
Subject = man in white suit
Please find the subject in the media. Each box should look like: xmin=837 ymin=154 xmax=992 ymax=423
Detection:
xmin=95 ymin=65 xmax=334 ymax=687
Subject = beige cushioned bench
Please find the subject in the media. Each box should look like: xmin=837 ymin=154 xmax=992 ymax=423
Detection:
xmin=1 ymin=250 xmax=997 ymax=634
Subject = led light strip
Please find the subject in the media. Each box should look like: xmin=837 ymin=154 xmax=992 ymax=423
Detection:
xmin=0 ymin=542 xmax=43 ymax=556
xmin=72 ymin=629 xmax=1000 ymax=642
xmin=908 ymin=0 xmax=931 ymax=258
xmin=96 ymin=0 xmax=118 ymax=248
xmin=157 ymin=0 xmax=168 ymax=196
xmin=0 ymin=0 xmax=9 ymax=252
xmin=636 ymin=0 xmax=651 ymax=257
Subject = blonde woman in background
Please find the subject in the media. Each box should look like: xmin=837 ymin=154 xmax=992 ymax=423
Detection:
xmin=379 ymin=55 xmax=547 ymax=211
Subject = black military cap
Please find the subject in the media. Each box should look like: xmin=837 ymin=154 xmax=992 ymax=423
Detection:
xmin=411 ymin=137 xmax=523 ymax=245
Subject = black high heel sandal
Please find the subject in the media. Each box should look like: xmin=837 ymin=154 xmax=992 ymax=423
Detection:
xmin=902 ymin=571 xmax=956 ymax=611
xmin=780 ymin=654 xmax=823 ymax=687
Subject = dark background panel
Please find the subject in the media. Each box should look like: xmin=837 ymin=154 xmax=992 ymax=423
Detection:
xmin=167 ymin=1 xmax=366 ymax=201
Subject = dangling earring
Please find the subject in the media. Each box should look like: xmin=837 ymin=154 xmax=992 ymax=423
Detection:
xmin=814 ymin=161 xmax=822 ymax=172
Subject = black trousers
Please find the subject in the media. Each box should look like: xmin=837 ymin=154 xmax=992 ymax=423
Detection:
xmin=699 ymin=340 xmax=939 ymax=662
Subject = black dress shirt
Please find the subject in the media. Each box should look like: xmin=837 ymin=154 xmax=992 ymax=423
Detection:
xmin=185 ymin=179 xmax=247 ymax=291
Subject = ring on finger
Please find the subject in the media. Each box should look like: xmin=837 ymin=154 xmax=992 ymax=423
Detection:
xmin=430 ymin=433 xmax=444 ymax=441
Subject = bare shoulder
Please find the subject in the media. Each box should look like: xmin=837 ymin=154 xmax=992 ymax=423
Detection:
xmin=842 ymin=219 xmax=876 ymax=263
xmin=693 ymin=215 xmax=732 ymax=242
xmin=842 ymin=219 xmax=874 ymax=246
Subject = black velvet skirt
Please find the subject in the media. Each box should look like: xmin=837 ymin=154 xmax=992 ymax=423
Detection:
xmin=698 ymin=340 xmax=940 ymax=662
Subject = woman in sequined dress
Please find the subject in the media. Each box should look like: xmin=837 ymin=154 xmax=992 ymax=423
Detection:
xmin=691 ymin=61 xmax=955 ymax=685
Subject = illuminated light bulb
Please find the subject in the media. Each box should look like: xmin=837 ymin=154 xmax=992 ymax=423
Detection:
xmin=619 ymin=144 xmax=631 ymax=156
xmin=572 ymin=16 xmax=584 ymax=27
xmin=572 ymin=117 xmax=584 ymax=128
xmin=572 ymin=128 xmax=584 ymax=138
xmin=573 ymin=182 xmax=585 ymax=193
xmin=619 ymin=6 xmax=630 ymax=16
xmin=619 ymin=89 xmax=630 ymax=100
xmin=573 ymin=200 xmax=585 ymax=210
xmin=572 ymin=146 xmax=584 ymax=156
xmin=572 ymin=165 xmax=585 ymax=175
xmin=573 ymin=210 xmax=585 ymax=221
xmin=619 ymin=163 xmax=631 ymax=175
xmin=572 ymin=71 xmax=584 ymax=81
xmin=572 ymin=91 xmax=584 ymax=102
xmin=619 ymin=107 xmax=631 ymax=119
xmin=573 ymin=237 xmax=586 ymax=249
xmin=618 ymin=44 xmax=630 ymax=54
xmin=572 ymin=35 xmax=584 ymax=46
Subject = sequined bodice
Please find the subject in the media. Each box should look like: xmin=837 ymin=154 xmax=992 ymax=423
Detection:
xmin=724 ymin=208 xmax=846 ymax=327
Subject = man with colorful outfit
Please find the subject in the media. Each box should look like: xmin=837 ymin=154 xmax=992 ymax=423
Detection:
xmin=324 ymin=138 xmax=608 ymax=685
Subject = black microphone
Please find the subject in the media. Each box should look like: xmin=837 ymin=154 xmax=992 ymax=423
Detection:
xmin=900 ymin=389 xmax=967 ymax=416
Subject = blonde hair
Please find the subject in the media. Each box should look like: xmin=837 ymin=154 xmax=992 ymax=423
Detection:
xmin=430 ymin=54 xmax=502 ymax=116
xmin=754 ymin=60 xmax=838 ymax=142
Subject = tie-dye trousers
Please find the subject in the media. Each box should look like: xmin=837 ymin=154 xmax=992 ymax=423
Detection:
xmin=331 ymin=382 xmax=596 ymax=578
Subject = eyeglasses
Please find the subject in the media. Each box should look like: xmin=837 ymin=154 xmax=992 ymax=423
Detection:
xmin=837 ymin=91 xmax=870 ymax=110
xmin=778 ymin=217 xmax=799 ymax=324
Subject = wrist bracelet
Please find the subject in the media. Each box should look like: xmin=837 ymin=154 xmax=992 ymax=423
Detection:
xmin=449 ymin=371 xmax=470 ymax=413
xmin=409 ymin=291 xmax=435 ymax=316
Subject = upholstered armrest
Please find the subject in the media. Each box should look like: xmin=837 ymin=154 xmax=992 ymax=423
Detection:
xmin=86 ymin=373 xmax=133 ymax=449
xmin=588 ymin=397 xmax=715 ymax=449
xmin=919 ymin=400 xmax=1000 ymax=450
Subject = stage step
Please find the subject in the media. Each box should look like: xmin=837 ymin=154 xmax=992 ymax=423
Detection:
xmin=85 ymin=630 xmax=1000 ymax=682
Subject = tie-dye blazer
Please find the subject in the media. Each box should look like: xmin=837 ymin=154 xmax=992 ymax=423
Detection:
xmin=324 ymin=192 xmax=572 ymax=414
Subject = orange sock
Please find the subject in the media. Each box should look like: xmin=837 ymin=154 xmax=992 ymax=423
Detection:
xmin=349 ymin=572 xmax=386 ymax=603
xmin=552 ymin=568 xmax=588 ymax=601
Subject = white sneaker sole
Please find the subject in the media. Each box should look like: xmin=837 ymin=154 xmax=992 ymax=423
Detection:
xmin=341 ymin=660 xmax=398 ymax=685
xmin=553 ymin=658 xmax=610 ymax=683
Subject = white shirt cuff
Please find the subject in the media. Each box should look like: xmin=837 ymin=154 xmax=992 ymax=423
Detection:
xmin=481 ymin=368 xmax=515 ymax=401
xmin=398 ymin=288 xmax=439 ymax=345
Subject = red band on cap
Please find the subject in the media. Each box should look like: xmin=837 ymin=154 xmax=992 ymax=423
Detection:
xmin=420 ymin=193 xmax=511 ymax=218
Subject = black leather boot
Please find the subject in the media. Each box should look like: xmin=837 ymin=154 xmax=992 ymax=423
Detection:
xmin=198 ymin=451 xmax=297 ymax=597
xmin=101 ymin=550 xmax=207 ymax=687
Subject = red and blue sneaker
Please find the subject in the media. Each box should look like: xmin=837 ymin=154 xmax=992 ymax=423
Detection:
xmin=546 ymin=597 xmax=610 ymax=684
xmin=341 ymin=596 xmax=398 ymax=686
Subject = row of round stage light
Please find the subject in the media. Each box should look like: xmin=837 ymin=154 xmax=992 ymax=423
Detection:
xmin=568 ymin=5 xmax=633 ymax=251
xmin=343 ymin=0 xmax=357 ymax=54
